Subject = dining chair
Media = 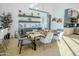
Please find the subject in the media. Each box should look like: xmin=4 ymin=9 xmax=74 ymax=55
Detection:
xmin=0 ymin=30 xmax=6 ymax=55
xmin=40 ymin=32 xmax=53 ymax=48
xmin=3 ymin=28 xmax=10 ymax=48
xmin=53 ymin=30 xmax=64 ymax=41
xmin=16 ymin=31 xmax=32 ymax=54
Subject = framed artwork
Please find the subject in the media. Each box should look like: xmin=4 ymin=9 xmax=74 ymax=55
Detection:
xmin=52 ymin=17 xmax=57 ymax=22
xmin=57 ymin=18 xmax=62 ymax=23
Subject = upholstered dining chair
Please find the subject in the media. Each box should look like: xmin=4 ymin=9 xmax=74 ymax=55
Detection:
xmin=16 ymin=31 xmax=32 ymax=54
xmin=40 ymin=32 xmax=53 ymax=48
xmin=0 ymin=30 xmax=4 ymax=43
xmin=53 ymin=30 xmax=64 ymax=41
xmin=0 ymin=30 xmax=6 ymax=55
xmin=3 ymin=28 xmax=9 ymax=48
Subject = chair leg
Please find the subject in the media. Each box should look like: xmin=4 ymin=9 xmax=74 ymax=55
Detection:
xmin=3 ymin=39 xmax=7 ymax=50
xmin=18 ymin=42 xmax=19 ymax=47
xmin=18 ymin=40 xmax=20 ymax=47
xmin=0 ymin=42 xmax=6 ymax=55
xmin=32 ymin=40 xmax=36 ymax=51
xmin=19 ymin=45 xmax=22 ymax=54
xmin=19 ymin=40 xmax=23 ymax=54
xmin=48 ymin=43 xmax=51 ymax=48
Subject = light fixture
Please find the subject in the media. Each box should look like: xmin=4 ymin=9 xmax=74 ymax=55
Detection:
xmin=29 ymin=3 xmax=38 ymax=10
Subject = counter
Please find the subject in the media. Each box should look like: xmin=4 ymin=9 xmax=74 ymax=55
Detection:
xmin=64 ymin=27 xmax=74 ymax=35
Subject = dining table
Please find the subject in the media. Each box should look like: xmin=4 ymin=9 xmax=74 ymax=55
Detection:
xmin=24 ymin=30 xmax=54 ymax=50
xmin=25 ymin=32 xmax=44 ymax=51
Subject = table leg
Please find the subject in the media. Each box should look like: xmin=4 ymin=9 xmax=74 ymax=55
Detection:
xmin=32 ymin=40 xmax=36 ymax=51
xmin=19 ymin=40 xmax=23 ymax=54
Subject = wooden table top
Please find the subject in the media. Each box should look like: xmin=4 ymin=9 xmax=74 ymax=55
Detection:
xmin=29 ymin=33 xmax=42 ymax=38
xmin=24 ymin=31 xmax=54 ymax=40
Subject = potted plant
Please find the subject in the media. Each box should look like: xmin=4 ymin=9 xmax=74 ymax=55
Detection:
xmin=1 ymin=12 xmax=13 ymax=39
xmin=1 ymin=12 xmax=12 ymax=28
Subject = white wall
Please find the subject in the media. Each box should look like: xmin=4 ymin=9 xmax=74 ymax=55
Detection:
xmin=38 ymin=3 xmax=79 ymax=30
xmin=50 ymin=3 xmax=79 ymax=30
xmin=0 ymin=3 xmax=79 ymax=37
xmin=0 ymin=3 xmax=49 ymax=37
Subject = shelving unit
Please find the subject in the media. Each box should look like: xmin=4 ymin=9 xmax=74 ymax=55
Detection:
xmin=64 ymin=8 xmax=78 ymax=24
xmin=19 ymin=20 xmax=40 ymax=23
xmin=18 ymin=13 xmax=41 ymax=33
xmin=18 ymin=14 xmax=40 ymax=18
xmin=64 ymin=8 xmax=79 ymax=35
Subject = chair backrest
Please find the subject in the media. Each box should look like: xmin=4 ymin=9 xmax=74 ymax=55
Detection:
xmin=15 ymin=31 xmax=20 ymax=39
xmin=5 ymin=28 xmax=8 ymax=35
xmin=0 ymin=29 xmax=5 ymax=44
xmin=54 ymin=31 xmax=64 ymax=40
xmin=43 ymin=33 xmax=53 ymax=43
xmin=0 ymin=30 xmax=4 ymax=40
xmin=2 ymin=28 xmax=8 ymax=36
xmin=58 ymin=31 xmax=64 ymax=39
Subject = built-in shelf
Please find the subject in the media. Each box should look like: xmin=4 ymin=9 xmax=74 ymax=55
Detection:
xmin=18 ymin=14 xmax=40 ymax=18
xmin=64 ymin=23 xmax=79 ymax=27
xmin=19 ymin=20 xmax=40 ymax=23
